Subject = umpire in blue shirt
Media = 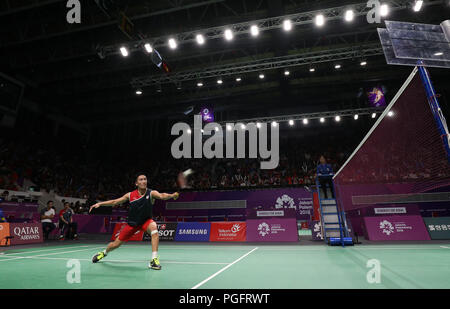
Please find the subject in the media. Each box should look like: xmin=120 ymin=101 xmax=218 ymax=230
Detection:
xmin=317 ymin=155 xmax=335 ymax=199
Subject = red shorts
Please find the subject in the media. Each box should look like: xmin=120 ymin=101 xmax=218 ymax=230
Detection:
xmin=118 ymin=219 xmax=155 ymax=241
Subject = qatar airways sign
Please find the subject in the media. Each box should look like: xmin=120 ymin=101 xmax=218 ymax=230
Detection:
xmin=10 ymin=223 xmax=43 ymax=245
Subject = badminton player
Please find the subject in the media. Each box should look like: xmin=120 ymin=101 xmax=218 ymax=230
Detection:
xmin=89 ymin=174 xmax=179 ymax=270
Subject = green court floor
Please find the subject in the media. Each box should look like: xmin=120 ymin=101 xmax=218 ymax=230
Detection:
xmin=1 ymin=242 xmax=449 ymax=289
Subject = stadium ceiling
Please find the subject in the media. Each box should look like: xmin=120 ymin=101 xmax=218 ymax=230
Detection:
xmin=1 ymin=0 xmax=450 ymax=127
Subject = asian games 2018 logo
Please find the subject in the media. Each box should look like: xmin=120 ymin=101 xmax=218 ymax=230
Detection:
xmin=379 ymin=220 xmax=394 ymax=235
xmin=275 ymin=194 xmax=296 ymax=209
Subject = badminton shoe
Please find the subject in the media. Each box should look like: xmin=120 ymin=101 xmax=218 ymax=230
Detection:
xmin=92 ymin=251 xmax=106 ymax=263
xmin=149 ymin=257 xmax=162 ymax=270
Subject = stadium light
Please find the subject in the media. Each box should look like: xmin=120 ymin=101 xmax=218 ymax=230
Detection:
xmin=259 ymin=73 xmax=265 ymax=79
xmin=272 ymin=121 xmax=278 ymax=127
xmin=335 ymin=64 xmax=341 ymax=69
xmin=320 ymin=117 xmax=325 ymax=123
xmin=344 ymin=10 xmax=354 ymax=22
xmin=236 ymin=77 xmax=242 ymax=82
xmin=360 ymin=61 xmax=367 ymax=66
xmin=241 ymin=124 xmax=246 ymax=129
xmin=413 ymin=0 xmax=423 ymax=12
xmin=227 ymin=125 xmax=232 ymax=131
xmin=120 ymin=46 xmax=128 ymax=57
xmin=250 ymin=25 xmax=259 ymax=37
xmin=316 ymin=14 xmax=325 ymax=26
xmin=187 ymin=129 xmax=192 ymax=134
xmin=380 ymin=4 xmax=389 ymax=16
xmin=215 ymin=127 xmax=219 ymax=132
xmin=196 ymin=34 xmax=205 ymax=45
xmin=168 ymin=38 xmax=177 ymax=49
xmin=354 ymin=114 xmax=359 ymax=120
xmin=289 ymin=120 xmax=294 ymax=126
xmin=256 ymin=122 xmax=261 ymax=128
xmin=217 ymin=79 xmax=223 ymax=84
xmin=135 ymin=89 xmax=142 ymax=95
xmin=197 ymin=82 xmax=203 ymax=87
xmin=284 ymin=70 xmax=290 ymax=76
xmin=388 ymin=111 xmax=394 ymax=117
xmin=224 ymin=29 xmax=233 ymax=41
xmin=371 ymin=113 xmax=376 ymax=118
xmin=283 ymin=19 xmax=292 ymax=31
xmin=144 ymin=43 xmax=153 ymax=53
xmin=309 ymin=67 xmax=315 ymax=72
xmin=434 ymin=52 xmax=443 ymax=56
xmin=303 ymin=119 xmax=308 ymax=125
xmin=335 ymin=116 xmax=341 ymax=122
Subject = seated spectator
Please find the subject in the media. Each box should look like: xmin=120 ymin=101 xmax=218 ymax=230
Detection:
xmin=40 ymin=201 xmax=56 ymax=240
xmin=1 ymin=191 xmax=9 ymax=201
xmin=0 ymin=208 xmax=6 ymax=222
xmin=317 ymin=155 xmax=335 ymax=198
xmin=59 ymin=202 xmax=78 ymax=240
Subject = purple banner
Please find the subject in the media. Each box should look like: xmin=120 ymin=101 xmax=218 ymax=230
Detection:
xmin=310 ymin=220 xmax=324 ymax=241
xmin=246 ymin=218 xmax=298 ymax=242
xmin=9 ymin=223 xmax=43 ymax=245
xmin=363 ymin=215 xmax=430 ymax=241
xmin=157 ymin=188 xmax=313 ymax=220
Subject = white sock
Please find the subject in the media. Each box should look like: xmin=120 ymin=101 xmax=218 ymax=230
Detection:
xmin=152 ymin=251 xmax=158 ymax=259
xmin=103 ymin=249 xmax=108 ymax=256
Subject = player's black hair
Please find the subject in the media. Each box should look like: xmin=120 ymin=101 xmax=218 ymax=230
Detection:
xmin=47 ymin=200 xmax=53 ymax=205
xmin=135 ymin=173 xmax=147 ymax=182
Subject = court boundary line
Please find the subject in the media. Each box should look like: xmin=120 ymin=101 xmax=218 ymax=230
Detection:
xmin=0 ymin=255 xmax=230 ymax=265
xmin=191 ymin=247 xmax=258 ymax=289
xmin=0 ymin=245 xmax=94 ymax=256
xmin=0 ymin=246 xmax=104 ymax=262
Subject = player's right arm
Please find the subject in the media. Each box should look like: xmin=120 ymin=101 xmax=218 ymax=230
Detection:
xmin=89 ymin=193 xmax=130 ymax=213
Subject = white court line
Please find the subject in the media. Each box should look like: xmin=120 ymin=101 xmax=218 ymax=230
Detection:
xmin=0 ymin=255 xmax=229 ymax=265
xmin=440 ymin=246 xmax=450 ymax=249
xmin=191 ymin=247 xmax=258 ymax=290
xmin=0 ymin=246 xmax=104 ymax=262
xmin=0 ymin=245 xmax=93 ymax=256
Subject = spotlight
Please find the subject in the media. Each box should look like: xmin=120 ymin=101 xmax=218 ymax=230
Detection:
xmin=283 ymin=19 xmax=292 ymax=31
xmin=135 ymin=89 xmax=142 ymax=95
xmin=360 ymin=61 xmax=367 ymax=66
xmin=259 ymin=73 xmax=265 ymax=79
xmin=120 ymin=46 xmax=128 ymax=57
xmin=241 ymin=124 xmax=246 ymax=129
xmin=272 ymin=121 xmax=278 ymax=127
xmin=196 ymin=34 xmax=205 ymax=45
xmin=303 ymin=119 xmax=308 ymax=125
xmin=335 ymin=64 xmax=341 ymax=69
xmin=168 ymin=38 xmax=177 ymax=49
xmin=315 ymin=14 xmax=325 ymax=27
xmin=434 ymin=52 xmax=443 ymax=56
xmin=309 ymin=68 xmax=315 ymax=72
xmin=144 ymin=43 xmax=153 ymax=53
xmin=320 ymin=117 xmax=325 ymax=123
xmin=371 ymin=113 xmax=376 ymax=118
xmin=284 ymin=70 xmax=290 ymax=76
xmin=413 ymin=0 xmax=423 ymax=12
xmin=224 ymin=29 xmax=233 ymax=41
xmin=217 ymin=79 xmax=223 ymax=84
xmin=344 ymin=10 xmax=354 ymax=22
xmin=380 ymin=4 xmax=389 ymax=17
xmin=197 ymin=82 xmax=203 ymax=87
xmin=289 ymin=120 xmax=294 ymax=126
xmin=187 ymin=129 xmax=192 ymax=134
xmin=388 ymin=111 xmax=394 ymax=117
xmin=236 ymin=77 xmax=242 ymax=82
xmin=256 ymin=122 xmax=261 ymax=128
xmin=335 ymin=116 xmax=341 ymax=122
xmin=354 ymin=114 xmax=359 ymax=120
xmin=250 ymin=25 xmax=259 ymax=37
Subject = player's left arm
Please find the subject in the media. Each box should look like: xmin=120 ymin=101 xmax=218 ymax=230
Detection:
xmin=151 ymin=190 xmax=179 ymax=201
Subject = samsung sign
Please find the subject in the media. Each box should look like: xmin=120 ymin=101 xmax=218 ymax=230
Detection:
xmin=175 ymin=222 xmax=211 ymax=242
